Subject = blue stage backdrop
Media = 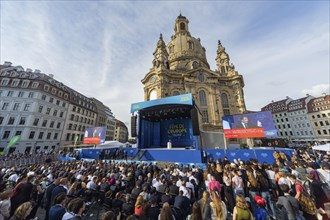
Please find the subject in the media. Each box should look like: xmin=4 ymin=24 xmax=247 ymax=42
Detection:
xmin=160 ymin=119 xmax=194 ymax=147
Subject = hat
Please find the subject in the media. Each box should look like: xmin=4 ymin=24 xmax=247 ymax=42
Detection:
xmin=254 ymin=195 xmax=266 ymax=207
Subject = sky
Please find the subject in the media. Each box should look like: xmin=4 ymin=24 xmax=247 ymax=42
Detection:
xmin=1 ymin=1 xmax=329 ymax=130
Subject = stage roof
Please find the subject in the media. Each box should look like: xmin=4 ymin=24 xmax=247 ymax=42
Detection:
xmin=130 ymin=94 xmax=193 ymax=113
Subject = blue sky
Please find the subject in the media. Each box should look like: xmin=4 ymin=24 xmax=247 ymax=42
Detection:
xmin=1 ymin=1 xmax=329 ymax=127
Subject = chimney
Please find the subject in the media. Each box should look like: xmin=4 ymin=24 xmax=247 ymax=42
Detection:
xmin=3 ymin=61 xmax=12 ymax=66
xmin=271 ymin=100 xmax=274 ymax=103
xmin=286 ymin=96 xmax=290 ymax=99
xmin=49 ymin=74 xmax=54 ymax=78
xmin=34 ymin=69 xmax=41 ymax=73
xmin=306 ymin=93 xmax=310 ymax=96
xmin=26 ymin=68 xmax=32 ymax=72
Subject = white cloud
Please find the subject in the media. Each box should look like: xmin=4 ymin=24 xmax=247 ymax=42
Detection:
xmin=301 ymin=84 xmax=330 ymax=97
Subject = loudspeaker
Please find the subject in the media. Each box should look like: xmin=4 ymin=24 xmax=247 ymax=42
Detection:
xmin=131 ymin=115 xmax=137 ymax=137
xmin=191 ymin=108 xmax=200 ymax=135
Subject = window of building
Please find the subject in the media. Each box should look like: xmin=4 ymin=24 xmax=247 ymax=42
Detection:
xmin=13 ymin=103 xmax=20 ymax=111
xmin=320 ymin=121 xmax=324 ymax=126
xmin=286 ymin=118 xmax=288 ymax=122
xmin=22 ymin=80 xmax=30 ymax=87
xmin=42 ymin=120 xmax=47 ymax=127
xmin=39 ymin=105 xmax=44 ymax=113
xmin=54 ymin=133 xmax=58 ymax=140
xmin=56 ymin=100 xmax=60 ymax=105
xmin=305 ymin=131 xmax=308 ymax=135
xmin=317 ymin=114 xmax=320 ymax=118
xmin=290 ymin=131 xmax=293 ymax=136
xmin=49 ymin=97 xmax=54 ymax=103
xmin=223 ymin=109 xmax=231 ymax=116
xmin=73 ymin=106 xmax=76 ymax=112
xmin=68 ymin=124 xmax=72 ymax=130
xmin=11 ymin=79 xmax=20 ymax=87
xmin=60 ymin=112 xmax=64 ymax=118
xmin=66 ymin=133 xmax=70 ymax=141
xmin=70 ymin=114 xmax=74 ymax=120
xmin=180 ymin=22 xmax=185 ymax=30
xmin=18 ymin=91 xmax=24 ymax=97
xmin=46 ymin=108 xmax=51 ymax=115
xmin=281 ymin=119 xmax=284 ymax=122
xmin=58 ymin=91 xmax=63 ymax=97
xmin=280 ymin=132 xmax=283 ymax=136
xmin=44 ymin=85 xmax=49 ymax=91
xmin=188 ymin=41 xmax=194 ymax=49
xmin=0 ymin=117 xmax=3 ymax=125
xmin=300 ymin=131 xmax=304 ymax=135
xmin=46 ymin=132 xmax=51 ymax=139
xmin=15 ymin=131 xmax=22 ymax=136
xmin=325 ymin=121 xmax=329 ymax=126
xmin=310 ymin=131 xmax=313 ymax=135
xmin=50 ymin=121 xmax=54 ymax=128
xmin=2 ymin=131 xmax=10 ymax=139
xmin=38 ymin=132 xmax=44 ymax=139
xmin=1 ymin=79 xmax=9 ymax=86
xmin=283 ymin=124 xmax=286 ymax=128
xmin=62 ymin=103 xmax=66 ymax=108
xmin=8 ymin=117 xmax=15 ymax=125
xmin=19 ymin=117 xmax=26 ymax=125
xmin=53 ymin=110 xmax=57 ymax=117
xmin=221 ymin=93 xmax=229 ymax=108
xmin=64 ymin=94 xmax=68 ymax=100
xmin=199 ymin=90 xmax=207 ymax=106
xmin=29 ymin=131 xmax=35 ymax=139
xmin=57 ymin=122 xmax=61 ymax=129
xmin=201 ymin=109 xmax=209 ymax=123
xmin=322 ymin=113 xmax=326 ymax=117
xmin=31 ymin=82 xmax=39 ymax=88
xmin=7 ymin=91 xmax=14 ymax=97
xmin=288 ymin=124 xmax=291 ymax=128
xmin=33 ymin=118 xmax=39 ymax=126
xmin=314 ymin=122 xmax=318 ymax=126
xmin=51 ymin=88 xmax=56 ymax=94
xmin=317 ymin=130 xmax=321 ymax=135
xmin=42 ymin=94 xmax=46 ymax=100
xmin=285 ymin=131 xmax=288 ymax=136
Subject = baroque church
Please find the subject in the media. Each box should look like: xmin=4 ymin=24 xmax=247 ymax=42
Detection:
xmin=141 ymin=14 xmax=246 ymax=133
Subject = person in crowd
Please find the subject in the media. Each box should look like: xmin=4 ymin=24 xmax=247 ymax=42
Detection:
xmin=134 ymin=195 xmax=144 ymax=217
xmin=45 ymin=177 xmax=61 ymax=220
xmin=99 ymin=211 xmax=115 ymax=220
xmin=48 ymin=192 xmax=67 ymax=220
xmin=0 ymin=189 xmax=12 ymax=220
xmin=276 ymin=184 xmax=300 ymax=220
xmin=11 ymin=202 xmax=33 ymax=220
xmin=62 ymin=198 xmax=85 ymax=220
xmin=232 ymin=194 xmax=253 ymax=220
xmin=254 ymin=195 xmax=268 ymax=220
xmin=210 ymin=190 xmax=226 ymax=220
xmin=159 ymin=202 xmax=175 ymax=220
xmin=187 ymin=201 xmax=202 ymax=220
xmin=199 ymin=191 xmax=211 ymax=220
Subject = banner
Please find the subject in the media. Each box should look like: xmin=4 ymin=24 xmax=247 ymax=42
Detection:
xmin=83 ymin=127 xmax=106 ymax=144
xmin=7 ymin=135 xmax=21 ymax=148
xmin=160 ymin=119 xmax=194 ymax=147
xmin=222 ymin=111 xmax=277 ymax=138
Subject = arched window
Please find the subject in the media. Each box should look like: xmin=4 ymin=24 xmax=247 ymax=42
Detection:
xmin=172 ymin=91 xmax=180 ymax=96
xmin=192 ymin=61 xmax=198 ymax=69
xmin=221 ymin=93 xmax=229 ymax=108
xmin=199 ymin=90 xmax=207 ymax=106
xmin=149 ymin=90 xmax=157 ymax=100
xmin=188 ymin=41 xmax=194 ymax=49
xmin=180 ymin=22 xmax=185 ymax=30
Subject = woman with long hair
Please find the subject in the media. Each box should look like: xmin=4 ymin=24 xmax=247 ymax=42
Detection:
xmin=11 ymin=201 xmax=33 ymax=220
xmin=210 ymin=190 xmax=227 ymax=220
xmin=159 ymin=202 xmax=175 ymax=220
xmin=134 ymin=195 xmax=144 ymax=216
xmin=223 ymin=168 xmax=235 ymax=213
xmin=187 ymin=201 xmax=202 ymax=220
xmin=199 ymin=191 xmax=212 ymax=220
xmin=233 ymin=194 xmax=253 ymax=220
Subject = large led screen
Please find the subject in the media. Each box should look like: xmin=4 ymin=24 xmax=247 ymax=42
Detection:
xmin=83 ymin=126 xmax=106 ymax=144
xmin=222 ymin=111 xmax=277 ymax=138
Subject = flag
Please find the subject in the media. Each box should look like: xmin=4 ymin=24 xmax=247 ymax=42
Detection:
xmin=7 ymin=135 xmax=21 ymax=148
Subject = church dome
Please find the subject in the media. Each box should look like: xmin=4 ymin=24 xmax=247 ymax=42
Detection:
xmin=167 ymin=15 xmax=210 ymax=70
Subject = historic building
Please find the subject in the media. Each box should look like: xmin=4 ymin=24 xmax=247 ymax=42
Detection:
xmin=141 ymin=15 xmax=246 ymax=133
xmin=261 ymin=97 xmax=293 ymax=139
xmin=0 ymin=61 xmax=117 ymax=153
xmin=114 ymin=119 xmax=128 ymax=143
xmin=307 ymin=94 xmax=330 ymax=141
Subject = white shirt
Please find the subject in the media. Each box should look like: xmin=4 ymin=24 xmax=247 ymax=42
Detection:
xmin=8 ymin=173 xmax=18 ymax=182
xmin=266 ymin=170 xmax=276 ymax=180
xmin=62 ymin=212 xmax=75 ymax=220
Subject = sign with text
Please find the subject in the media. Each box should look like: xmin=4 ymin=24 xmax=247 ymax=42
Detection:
xmin=83 ymin=127 xmax=106 ymax=144
xmin=222 ymin=111 xmax=277 ymax=138
xmin=160 ymin=119 xmax=194 ymax=147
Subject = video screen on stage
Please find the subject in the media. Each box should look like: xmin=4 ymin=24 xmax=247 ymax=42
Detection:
xmin=222 ymin=111 xmax=277 ymax=138
xmin=83 ymin=126 xmax=106 ymax=144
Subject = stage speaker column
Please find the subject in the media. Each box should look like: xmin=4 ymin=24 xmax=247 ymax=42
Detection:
xmin=131 ymin=115 xmax=137 ymax=137
xmin=191 ymin=108 xmax=200 ymax=135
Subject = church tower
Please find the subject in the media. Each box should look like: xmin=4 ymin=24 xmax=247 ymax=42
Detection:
xmin=141 ymin=15 xmax=246 ymax=133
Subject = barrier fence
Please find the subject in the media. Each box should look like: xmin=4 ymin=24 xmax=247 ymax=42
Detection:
xmin=0 ymin=154 xmax=59 ymax=168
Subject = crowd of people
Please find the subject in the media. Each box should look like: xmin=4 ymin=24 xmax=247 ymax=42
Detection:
xmin=0 ymin=146 xmax=329 ymax=220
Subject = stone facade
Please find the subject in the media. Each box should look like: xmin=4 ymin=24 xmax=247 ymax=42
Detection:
xmin=141 ymin=15 xmax=246 ymax=133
